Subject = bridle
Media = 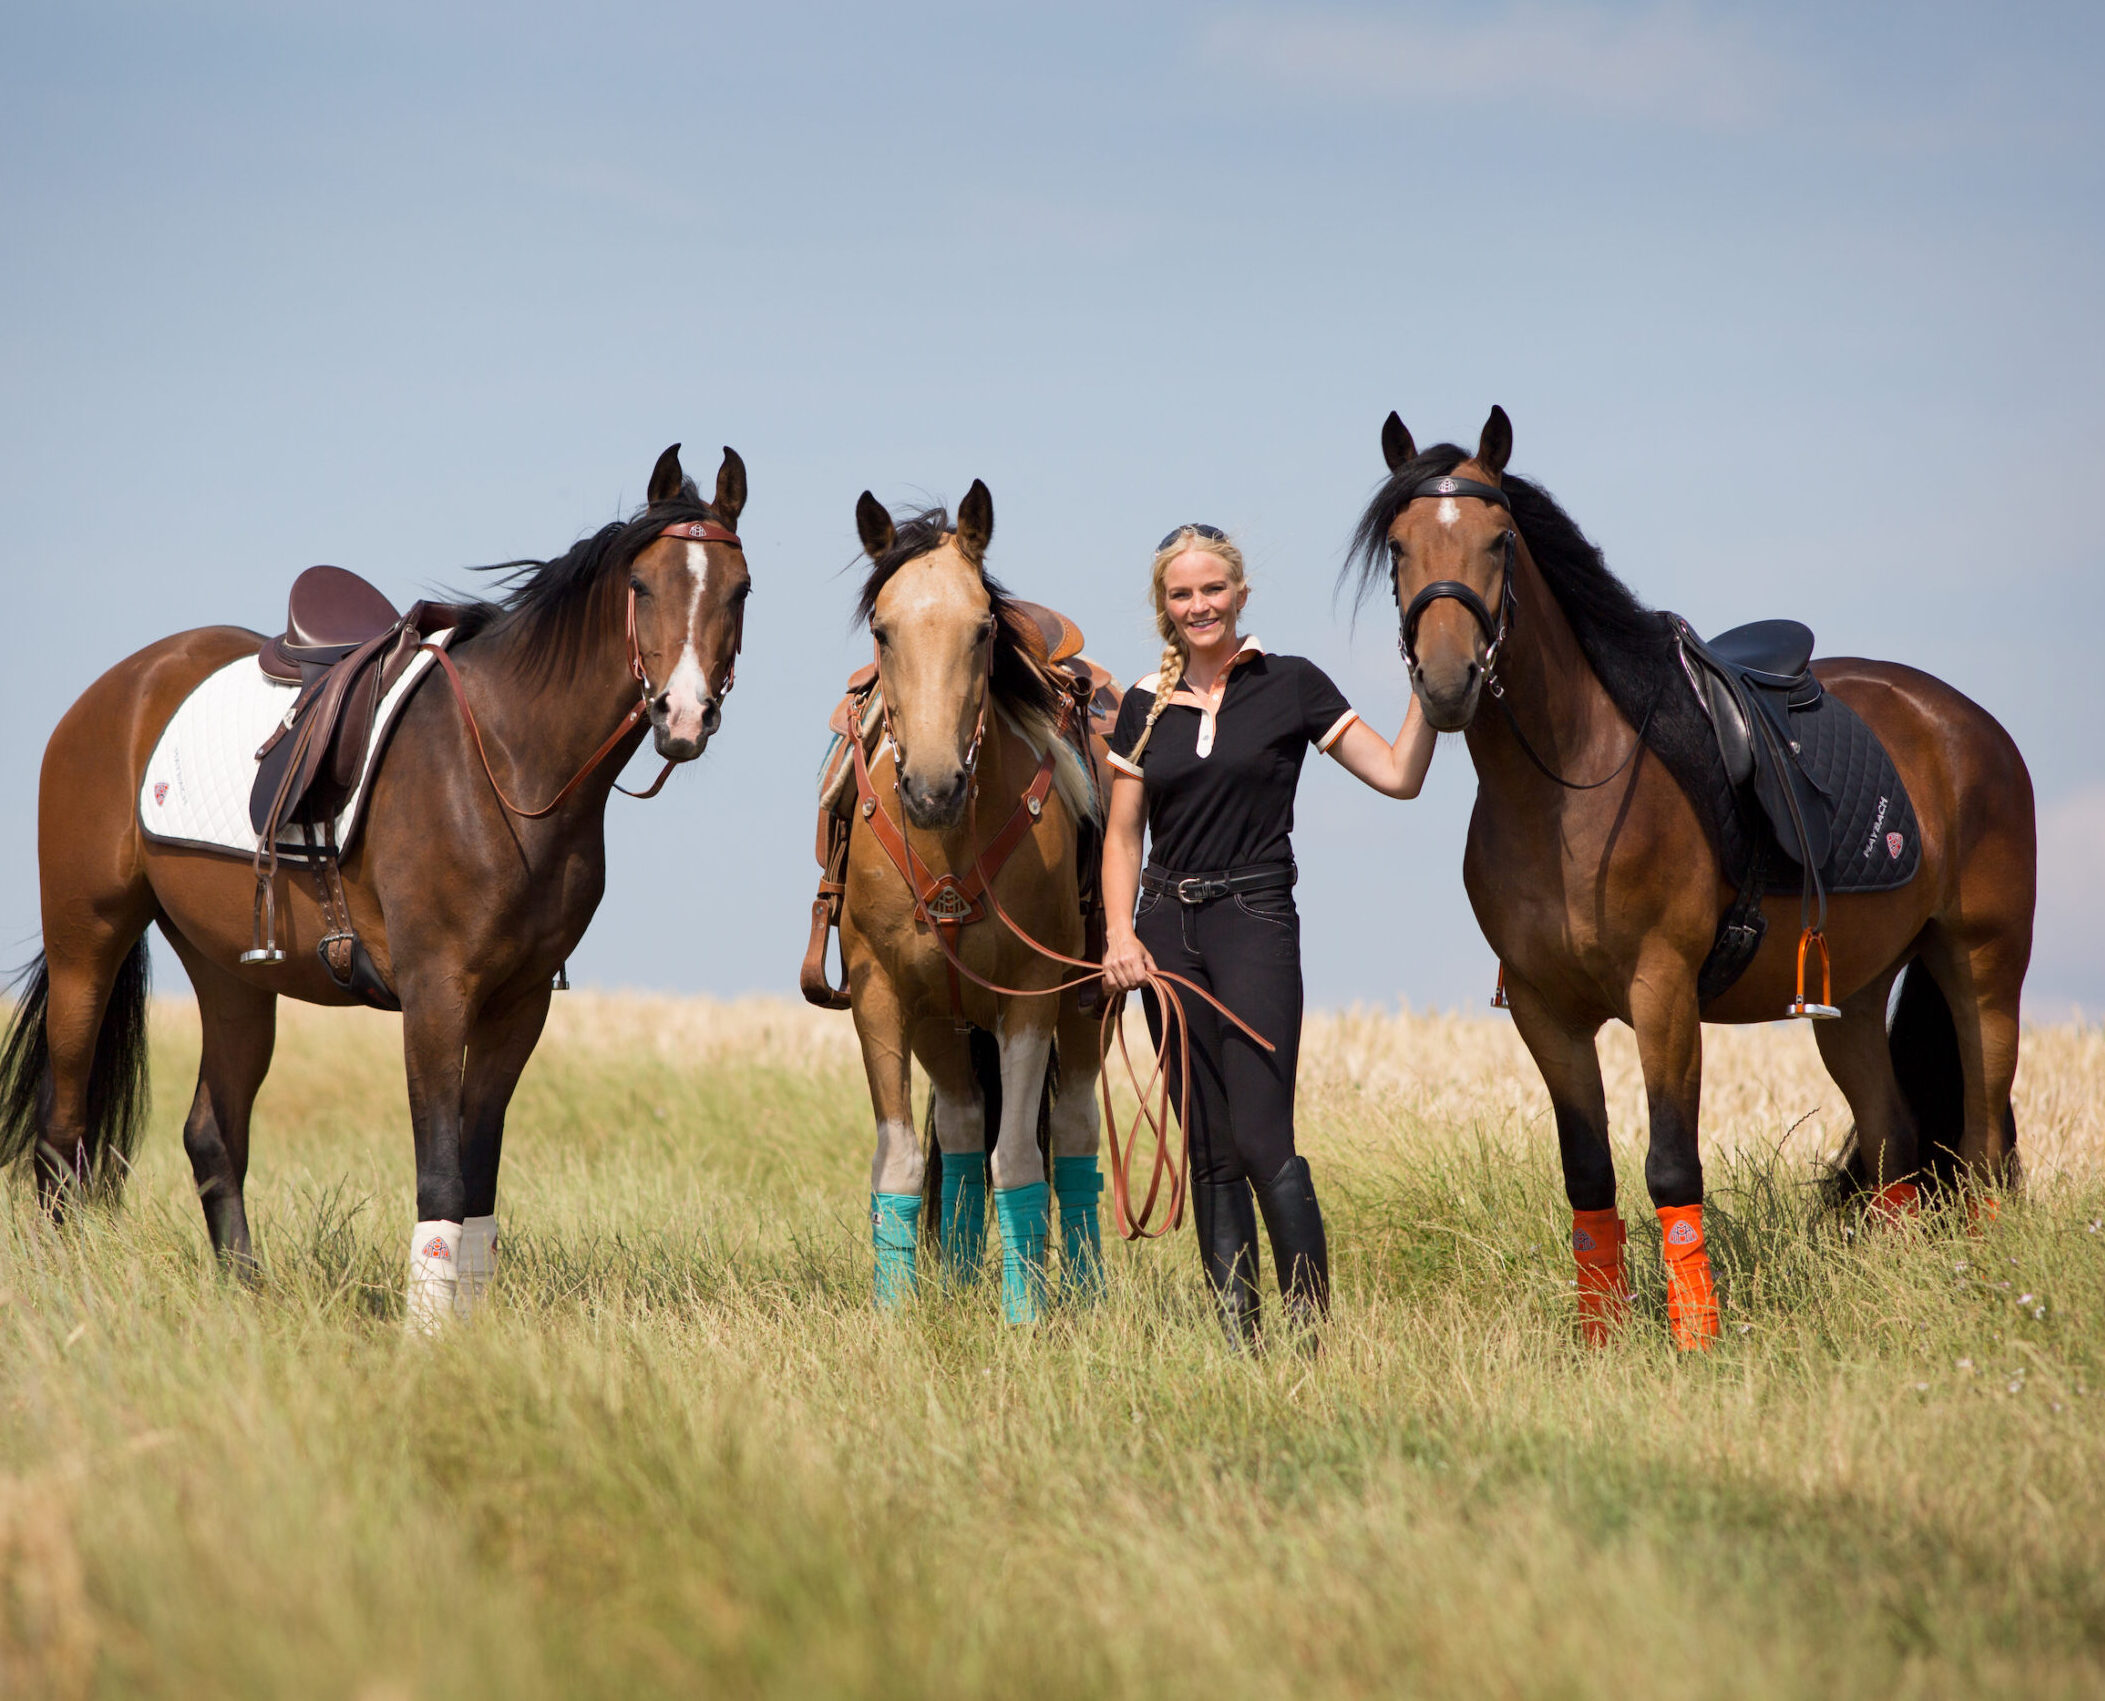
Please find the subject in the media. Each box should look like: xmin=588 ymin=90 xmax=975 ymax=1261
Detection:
xmin=425 ymin=515 xmax=745 ymax=820
xmin=1391 ymin=472 xmax=1653 ymax=792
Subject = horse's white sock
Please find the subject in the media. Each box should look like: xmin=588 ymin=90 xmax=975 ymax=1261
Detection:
xmin=405 ymin=1219 xmax=462 ymax=1335
xmin=455 ymin=1214 xmax=499 ymax=1319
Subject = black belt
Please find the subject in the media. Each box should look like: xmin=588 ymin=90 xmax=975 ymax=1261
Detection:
xmin=1141 ymin=860 xmax=1296 ymax=905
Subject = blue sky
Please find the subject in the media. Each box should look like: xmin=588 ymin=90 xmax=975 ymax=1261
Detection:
xmin=4 ymin=1 xmax=2101 ymax=1013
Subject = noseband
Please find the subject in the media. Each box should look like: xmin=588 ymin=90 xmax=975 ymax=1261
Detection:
xmin=1393 ymin=474 xmax=1517 ymax=682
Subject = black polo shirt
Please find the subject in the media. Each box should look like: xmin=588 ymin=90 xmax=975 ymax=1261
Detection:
xmin=1105 ymin=642 xmax=1357 ymax=874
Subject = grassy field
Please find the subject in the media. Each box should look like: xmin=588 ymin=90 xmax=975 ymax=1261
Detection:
xmin=3 ymin=992 xmax=2102 ymax=1699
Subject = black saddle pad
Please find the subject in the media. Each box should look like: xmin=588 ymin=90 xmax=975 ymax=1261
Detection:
xmin=1758 ymin=687 xmax=1920 ymax=895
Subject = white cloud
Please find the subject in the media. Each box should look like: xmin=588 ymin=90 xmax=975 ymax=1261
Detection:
xmin=1199 ymin=3 xmax=1793 ymax=131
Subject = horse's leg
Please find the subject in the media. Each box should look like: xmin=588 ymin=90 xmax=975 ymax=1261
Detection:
xmin=1627 ymin=961 xmax=1718 ymax=1350
xmin=921 ymin=1026 xmax=989 ymax=1285
xmin=1916 ymin=920 xmax=2025 ymax=1192
xmin=398 ymin=989 xmax=474 ymax=1334
xmin=1503 ymin=970 xmax=1624 ymax=1344
xmin=166 ymin=941 xmax=277 ymax=1272
xmin=1812 ymin=965 xmax=1918 ymax=1218
xmin=1050 ymin=998 xmax=1105 ymax=1300
xmin=453 ymin=985 xmax=552 ymax=1319
xmin=987 ymin=1005 xmax=1056 ymax=1325
xmin=851 ymin=974 xmax=922 ymax=1308
xmin=32 ymin=915 xmax=153 ymax=1214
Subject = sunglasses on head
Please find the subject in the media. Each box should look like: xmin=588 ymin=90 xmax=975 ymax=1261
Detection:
xmin=1158 ymin=523 xmax=1228 ymax=552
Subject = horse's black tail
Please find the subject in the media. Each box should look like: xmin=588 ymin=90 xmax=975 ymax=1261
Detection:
xmin=0 ymin=940 xmax=153 ymax=1201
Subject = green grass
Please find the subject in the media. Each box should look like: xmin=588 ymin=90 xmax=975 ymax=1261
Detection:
xmin=2 ymin=996 xmax=2101 ymax=1699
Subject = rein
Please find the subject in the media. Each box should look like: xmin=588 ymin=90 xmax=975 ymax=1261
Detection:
xmin=1394 ymin=473 xmax=1653 ymax=792
xmin=850 ymin=681 xmax=1274 ymax=1241
xmin=422 ymin=517 xmax=742 ymax=821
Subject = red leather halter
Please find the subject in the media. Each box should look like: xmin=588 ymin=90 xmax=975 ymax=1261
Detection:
xmin=424 ymin=517 xmax=743 ymax=820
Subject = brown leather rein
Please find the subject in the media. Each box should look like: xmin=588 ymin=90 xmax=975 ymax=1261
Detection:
xmin=421 ymin=518 xmax=743 ymax=821
xmin=849 ymin=677 xmax=1273 ymax=1242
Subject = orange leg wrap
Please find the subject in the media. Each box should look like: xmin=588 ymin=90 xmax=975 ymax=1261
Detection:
xmin=1868 ymin=1179 xmax=1921 ymax=1224
xmin=1570 ymin=1208 xmax=1629 ymax=1347
xmin=1967 ymin=1192 xmax=2002 ymax=1233
xmin=1657 ymin=1203 xmax=1720 ymax=1351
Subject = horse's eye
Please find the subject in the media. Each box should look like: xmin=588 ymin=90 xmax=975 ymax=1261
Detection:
xmin=628 ymin=576 xmax=649 ymax=597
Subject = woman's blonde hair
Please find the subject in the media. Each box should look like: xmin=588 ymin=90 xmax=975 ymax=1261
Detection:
xmin=1124 ymin=527 xmax=1249 ymax=765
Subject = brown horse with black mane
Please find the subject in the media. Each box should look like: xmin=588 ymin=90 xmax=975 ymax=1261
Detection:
xmin=838 ymin=481 xmax=1107 ymax=1323
xmin=0 ymin=444 xmax=751 ymax=1329
xmin=1351 ymin=408 xmax=2034 ymax=1349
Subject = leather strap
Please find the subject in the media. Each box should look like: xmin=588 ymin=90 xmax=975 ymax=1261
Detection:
xmin=1140 ymin=862 xmax=1295 ymax=904
xmin=657 ymin=519 xmax=742 ymax=547
xmin=1400 ymin=472 xmax=1510 ymax=510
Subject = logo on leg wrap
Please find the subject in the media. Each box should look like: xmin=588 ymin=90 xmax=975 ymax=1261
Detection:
xmin=1666 ymin=1221 xmax=1699 ymax=1247
xmin=420 ymin=1237 xmax=454 ymax=1261
xmin=1572 ymin=1229 xmax=1597 ymax=1252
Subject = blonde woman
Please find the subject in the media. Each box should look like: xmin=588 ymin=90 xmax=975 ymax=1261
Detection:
xmin=1101 ymin=524 xmax=1436 ymax=1347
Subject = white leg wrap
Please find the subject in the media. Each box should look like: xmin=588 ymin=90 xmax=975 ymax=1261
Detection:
xmin=455 ymin=1214 xmax=499 ymax=1320
xmin=405 ymin=1219 xmax=462 ymax=1336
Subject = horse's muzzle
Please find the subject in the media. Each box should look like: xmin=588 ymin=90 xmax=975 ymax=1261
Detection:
xmin=1414 ymin=662 xmax=1483 ymax=733
xmin=898 ymin=765 xmax=971 ymax=831
xmin=650 ymin=693 xmax=721 ymax=761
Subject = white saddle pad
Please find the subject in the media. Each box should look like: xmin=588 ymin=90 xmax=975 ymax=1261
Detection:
xmin=138 ymin=634 xmax=449 ymax=862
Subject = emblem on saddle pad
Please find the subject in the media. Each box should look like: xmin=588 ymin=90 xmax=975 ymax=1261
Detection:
xmin=1887 ymin=832 xmax=1905 ymax=859
xmin=923 ymin=879 xmax=976 ymax=923
xmin=153 ymin=781 xmax=169 ymax=807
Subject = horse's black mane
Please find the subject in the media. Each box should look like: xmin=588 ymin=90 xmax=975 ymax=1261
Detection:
xmin=452 ymin=475 xmax=726 ymax=680
xmin=1347 ymin=443 xmax=1731 ymax=857
xmin=853 ymin=504 xmax=1062 ymax=723
xmin=1347 ymin=443 xmax=1683 ymax=751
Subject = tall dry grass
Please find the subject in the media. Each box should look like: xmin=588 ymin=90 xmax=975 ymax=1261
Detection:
xmin=2 ymin=993 xmax=2101 ymax=1699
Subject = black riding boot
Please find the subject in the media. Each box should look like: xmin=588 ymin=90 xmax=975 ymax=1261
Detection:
xmin=1253 ymin=1155 xmax=1329 ymax=1345
xmin=1192 ymin=1177 xmax=1261 ymax=1350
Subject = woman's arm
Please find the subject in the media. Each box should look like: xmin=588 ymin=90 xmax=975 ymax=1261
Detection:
xmin=1327 ymin=693 xmax=1438 ymax=799
xmin=1099 ymin=771 xmax=1155 ymax=994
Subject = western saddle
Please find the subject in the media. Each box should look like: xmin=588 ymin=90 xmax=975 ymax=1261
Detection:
xmin=244 ymin=565 xmax=465 ymax=1006
xmin=798 ymin=599 xmax=1122 ymax=1014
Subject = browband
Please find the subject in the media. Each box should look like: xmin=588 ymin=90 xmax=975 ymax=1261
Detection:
xmin=1400 ymin=473 xmax=1509 ymax=511
xmin=659 ymin=519 xmax=743 ymax=547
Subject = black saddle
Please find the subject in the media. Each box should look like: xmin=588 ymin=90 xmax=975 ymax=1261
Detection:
xmin=1672 ymin=616 xmax=1920 ymax=1002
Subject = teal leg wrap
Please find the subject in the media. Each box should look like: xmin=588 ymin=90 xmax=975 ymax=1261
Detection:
xmin=939 ymin=1151 xmax=990 ymax=1281
xmin=871 ymin=1192 xmax=921 ymax=1310
xmin=1053 ymin=1154 xmax=1105 ymax=1300
xmin=993 ymin=1182 xmax=1051 ymax=1324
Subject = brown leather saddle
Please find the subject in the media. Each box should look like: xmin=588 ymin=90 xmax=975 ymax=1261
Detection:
xmin=244 ymin=565 xmax=465 ymax=1004
xmin=798 ymin=599 xmax=1123 ymax=1012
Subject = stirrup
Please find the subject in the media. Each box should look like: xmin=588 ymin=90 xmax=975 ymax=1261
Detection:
xmin=241 ymin=872 xmax=287 ymax=966
xmin=1490 ymin=961 xmax=1510 ymax=1010
xmin=1785 ymin=927 xmax=1840 ymax=1020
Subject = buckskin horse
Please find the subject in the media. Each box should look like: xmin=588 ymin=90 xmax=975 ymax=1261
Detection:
xmin=0 ymin=444 xmax=751 ymax=1329
xmin=1350 ymin=408 xmax=2034 ymax=1349
xmin=831 ymin=482 xmax=1108 ymax=1322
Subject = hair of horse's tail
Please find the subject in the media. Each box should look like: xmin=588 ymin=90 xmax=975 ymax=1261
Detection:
xmin=1832 ymin=958 xmax=2015 ymax=1199
xmin=0 ymin=940 xmax=153 ymax=1200
xmin=919 ymin=1025 xmax=1057 ymax=1256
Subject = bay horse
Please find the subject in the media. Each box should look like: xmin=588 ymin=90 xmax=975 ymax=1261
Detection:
xmin=1350 ymin=408 xmax=2034 ymax=1349
xmin=0 ymin=444 xmax=752 ymax=1329
xmin=841 ymin=481 xmax=1105 ymax=1322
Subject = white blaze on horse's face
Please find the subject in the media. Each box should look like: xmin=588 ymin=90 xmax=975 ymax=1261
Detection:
xmin=873 ymin=544 xmax=995 ymax=832
xmin=1437 ymin=498 xmax=1461 ymax=528
xmin=653 ymin=540 xmax=714 ymax=754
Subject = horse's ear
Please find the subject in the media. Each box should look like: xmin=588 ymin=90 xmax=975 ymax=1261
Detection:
xmin=648 ymin=444 xmax=685 ymax=505
xmin=957 ymin=479 xmax=994 ymax=561
xmin=1381 ymin=411 xmax=1416 ymax=473
xmin=856 ymin=490 xmax=895 ymax=560
xmin=713 ymin=446 xmax=747 ymax=528
xmin=1476 ymin=406 xmax=1512 ymax=477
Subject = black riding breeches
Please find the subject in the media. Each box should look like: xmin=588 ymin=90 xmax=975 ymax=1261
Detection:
xmin=1135 ymin=880 xmax=1304 ymax=1188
